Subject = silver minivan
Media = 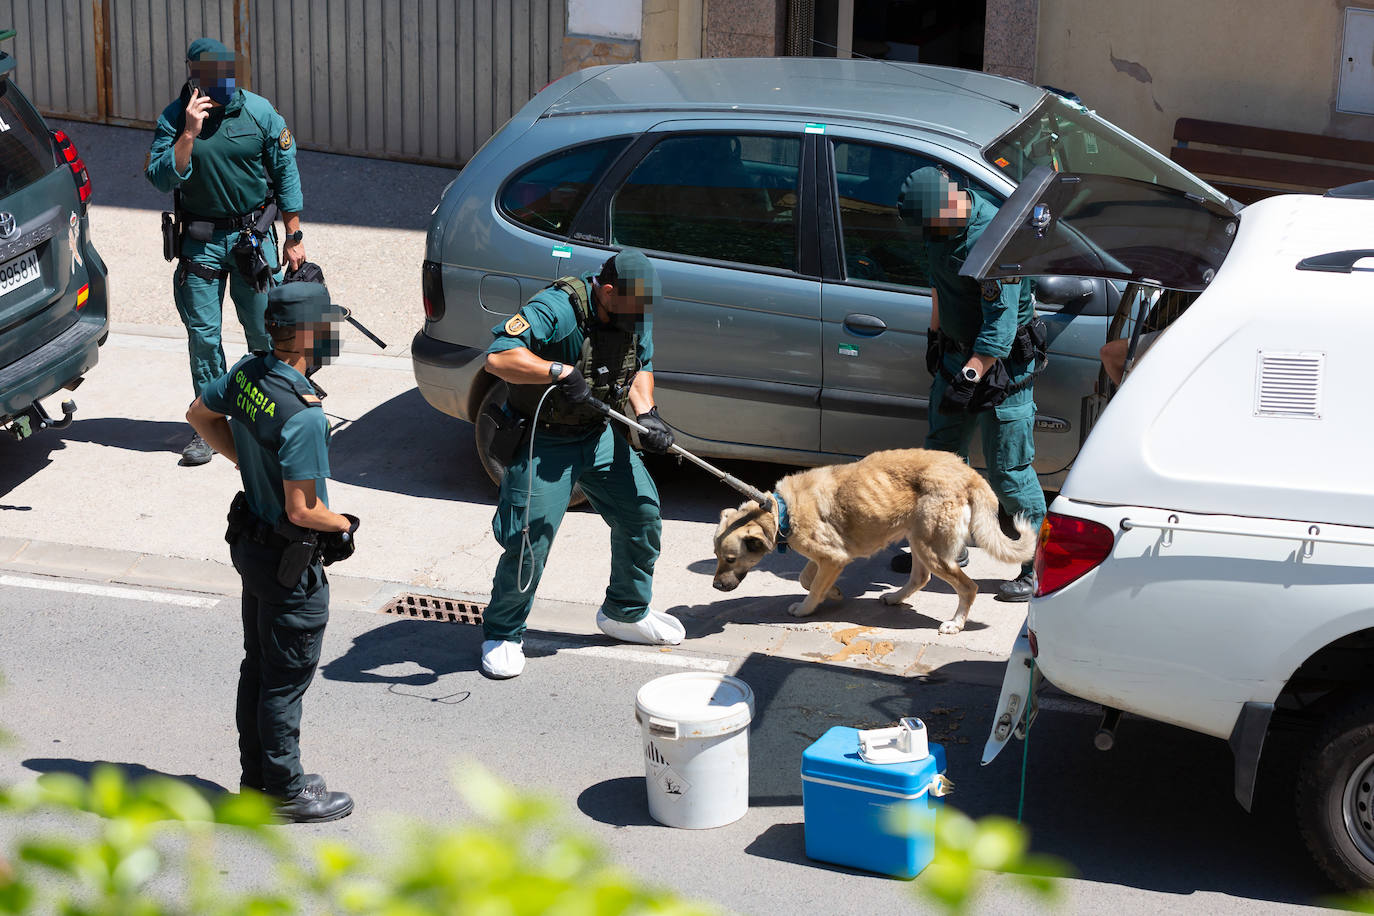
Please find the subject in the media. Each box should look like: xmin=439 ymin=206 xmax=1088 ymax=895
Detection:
xmin=413 ymin=57 xmax=1233 ymax=490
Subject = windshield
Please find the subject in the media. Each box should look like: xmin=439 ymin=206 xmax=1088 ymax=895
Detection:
xmin=985 ymin=96 xmax=1235 ymax=211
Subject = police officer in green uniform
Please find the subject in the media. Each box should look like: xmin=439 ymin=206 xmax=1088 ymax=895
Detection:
xmin=479 ymin=249 xmax=684 ymax=678
xmin=892 ymin=166 xmax=1045 ymax=601
xmin=186 ymin=281 xmax=356 ymax=822
xmin=148 ymin=37 xmax=306 ymax=467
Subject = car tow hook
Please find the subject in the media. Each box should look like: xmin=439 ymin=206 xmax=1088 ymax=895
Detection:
xmin=7 ymin=398 xmax=76 ymax=441
xmin=1094 ymin=707 xmax=1123 ymax=751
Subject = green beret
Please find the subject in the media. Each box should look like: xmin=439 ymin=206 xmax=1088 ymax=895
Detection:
xmin=265 ymin=282 xmax=345 ymax=327
xmin=897 ymin=167 xmax=953 ymax=224
xmin=186 ymin=37 xmax=234 ymax=62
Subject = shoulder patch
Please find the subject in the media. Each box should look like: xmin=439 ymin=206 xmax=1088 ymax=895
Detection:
xmin=981 ymin=280 xmax=1001 ymax=302
xmin=279 ymin=128 xmax=292 ymax=150
xmin=504 ymin=313 xmax=531 ymax=336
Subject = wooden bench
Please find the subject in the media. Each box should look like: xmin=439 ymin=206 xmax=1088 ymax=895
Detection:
xmin=1171 ymin=118 xmax=1374 ymax=204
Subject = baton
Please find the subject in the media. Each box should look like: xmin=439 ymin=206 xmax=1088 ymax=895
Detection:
xmin=588 ymin=397 xmax=771 ymax=506
xmin=343 ymin=312 xmax=388 ymax=350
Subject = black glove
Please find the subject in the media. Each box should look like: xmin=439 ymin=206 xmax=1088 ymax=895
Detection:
xmin=635 ymin=407 xmax=674 ymax=454
xmin=320 ymin=514 xmax=360 ymax=566
xmin=925 ymin=330 xmax=942 ymax=377
xmin=554 ymin=365 xmax=591 ymax=404
xmin=938 ymin=373 xmax=978 ymax=415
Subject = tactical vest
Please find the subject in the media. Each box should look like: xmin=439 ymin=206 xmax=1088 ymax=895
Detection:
xmin=506 ymin=277 xmax=640 ymax=428
xmin=224 ymin=356 xmax=319 ymax=453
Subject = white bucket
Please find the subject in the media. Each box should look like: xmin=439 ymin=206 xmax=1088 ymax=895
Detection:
xmin=635 ymin=672 xmax=755 ymax=829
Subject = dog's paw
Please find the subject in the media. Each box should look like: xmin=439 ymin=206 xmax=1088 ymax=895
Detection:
xmin=787 ymin=601 xmax=815 ymax=618
xmin=828 ymin=586 xmax=843 ymax=600
xmin=938 ymin=620 xmax=965 ymax=635
xmin=880 ymin=591 xmax=908 ymax=607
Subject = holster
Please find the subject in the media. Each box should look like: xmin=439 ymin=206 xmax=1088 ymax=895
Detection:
xmin=484 ymin=400 xmax=530 ymax=466
xmin=1010 ymin=317 xmax=1049 ymax=365
xmin=225 ymin=491 xmax=251 ymax=545
xmin=272 ymin=517 xmax=319 ymax=588
xmin=161 ymin=211 xmax=177 ymax=262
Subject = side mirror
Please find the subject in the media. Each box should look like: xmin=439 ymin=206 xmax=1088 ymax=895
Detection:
xmin=1033 ymin=275 xmax=1094 ymax=306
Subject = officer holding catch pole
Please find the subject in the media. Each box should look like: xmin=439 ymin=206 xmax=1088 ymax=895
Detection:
xmin=186 ymin=281 xmax=356 ymax=823
xmin=890 ymin=166 xmax=1048 ymax=601
xmin=478 ymin=249 xmax=684 ymax=679
xmin=147 ymin=37 xmax=306 ymax=467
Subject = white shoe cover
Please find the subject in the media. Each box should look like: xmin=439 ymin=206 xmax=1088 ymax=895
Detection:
xmin=480 ymin=640 xmax=525 ymax=678
xmin=596 ymin=609 xmax=686 ymax=646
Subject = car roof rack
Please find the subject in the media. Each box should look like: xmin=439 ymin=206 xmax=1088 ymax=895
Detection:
xmin=1325 ymin=180 xmax=1374 ymax=200
xmin=1295 ymin=249 xmax=1374 ymax=273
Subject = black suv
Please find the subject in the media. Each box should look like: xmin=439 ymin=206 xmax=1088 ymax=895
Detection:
xmin=0 ymin=28 xmax=108 ymax=440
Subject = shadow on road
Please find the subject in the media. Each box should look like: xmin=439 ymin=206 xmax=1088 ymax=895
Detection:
xmin=22 ymin=758 xmax=231 ymax=800
xmin=716 ymin=652 xmax=1328 ymax=905
xmin=0 ymin=417 xmax=187 ymax=497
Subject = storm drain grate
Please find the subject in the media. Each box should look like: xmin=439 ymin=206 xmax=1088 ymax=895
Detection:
xmin=379 ymin=593 xmax=485 ymax=625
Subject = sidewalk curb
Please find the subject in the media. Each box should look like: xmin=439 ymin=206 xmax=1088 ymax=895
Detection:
xmin=0 ymin=536 xmax=1012 ymax=681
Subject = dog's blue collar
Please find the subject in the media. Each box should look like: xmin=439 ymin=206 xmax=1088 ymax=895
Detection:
xmin=772 ymin=491 xmax=792 ymax=553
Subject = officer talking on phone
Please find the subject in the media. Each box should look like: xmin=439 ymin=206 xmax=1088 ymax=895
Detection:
xmin=147 ymin=37 xmax=307 ymax=467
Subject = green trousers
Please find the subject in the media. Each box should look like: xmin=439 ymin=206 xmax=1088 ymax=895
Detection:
xmin=230 ymin=535 xmax=329 ymax=799
xmin=174 ymin=226 xmax=278 ymax=396
xmin=927 ymin=353 xmax=1046 ymax=576
xmin=485 ymin=423 xmax=662 ymax=643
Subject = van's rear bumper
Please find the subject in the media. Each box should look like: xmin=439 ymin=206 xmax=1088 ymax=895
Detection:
xmin=410 ymin=330 xmax=487 ymax=423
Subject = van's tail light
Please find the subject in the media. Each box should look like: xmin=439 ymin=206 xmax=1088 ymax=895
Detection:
xmin=1033 ymin=512 xmax=1115 ymax=598
xmin=52 ymin=130 xmax=91 ymax=206
xmin=421 ymin=259 xmax=445 ymax=321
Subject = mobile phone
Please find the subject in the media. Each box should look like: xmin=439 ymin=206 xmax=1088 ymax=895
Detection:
xmin=187 ymin=77 xmax=200 ymax=93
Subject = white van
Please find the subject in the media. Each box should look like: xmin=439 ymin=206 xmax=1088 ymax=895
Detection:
xmin=972 ymin=168 xmax=1374 ymax=889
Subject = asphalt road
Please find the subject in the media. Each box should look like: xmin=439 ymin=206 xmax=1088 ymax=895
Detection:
xmin=0 ymin=576 xmax=1337 ymax=915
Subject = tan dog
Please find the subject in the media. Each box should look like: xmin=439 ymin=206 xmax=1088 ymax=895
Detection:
xmin=712 ymin=448 xmax=1037 ymax=634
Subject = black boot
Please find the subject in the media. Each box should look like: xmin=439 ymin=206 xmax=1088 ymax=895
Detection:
xmin=272 ymin=781 xmax=354 ymax=824
xmin=242 ymin=773 xmax=324 ymax=796
xmin=995 ymin=570 xmax=1036 ymax=603
xmin=891 ymin=546 xmax=969 ymax=573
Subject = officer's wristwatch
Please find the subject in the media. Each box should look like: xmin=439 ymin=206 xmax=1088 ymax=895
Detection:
xmin=961 ymin=365 xmax=981 ymax=382
xmin=548 ymin=361 xmax=564 ymax=380
xmin=285 ymin=230 xmax=304 ymax=243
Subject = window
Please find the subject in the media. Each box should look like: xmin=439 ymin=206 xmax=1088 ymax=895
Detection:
xmin=610 ymin=133 xmax=801 ymax=271
xmin=831 ymin=140 xmax=936 ymax=288
xmin=0 ymin=82 xmax=56 ymax=200
xmin=985 ymin=96 xmax=1230 ymax=207
xmin=499 ymin=138 xmax=628 ymax=236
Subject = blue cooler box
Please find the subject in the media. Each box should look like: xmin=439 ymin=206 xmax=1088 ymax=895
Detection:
xmin=801 ymin=725 xmax=947 ymax=879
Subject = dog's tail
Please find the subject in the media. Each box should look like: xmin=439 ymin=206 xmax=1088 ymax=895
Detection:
xmin=967 ymin=483 xmax=1038 ymax=566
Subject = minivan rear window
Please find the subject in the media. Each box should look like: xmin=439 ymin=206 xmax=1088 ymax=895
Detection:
xmin=499 ymin=138 xmax=629 ymax=236
xmin=0 ymin=80 xmax=56 ymax=200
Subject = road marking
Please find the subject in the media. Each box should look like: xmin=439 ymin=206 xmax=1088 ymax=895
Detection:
xmin=0 ymin=575 xmax=220 ymax=608
xmin=522 ymin=637 xmax=729 ymax=672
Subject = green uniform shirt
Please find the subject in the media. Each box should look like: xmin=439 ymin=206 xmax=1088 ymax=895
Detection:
xmin=201 ymin=354 xmax=330 ymax=525
xmin=926 ymin=189 xmax=1035 ymax=358
xmin=487 ymin=271 xmax=654 ymax=370
xmin=145 ymin=87 xmax=303 ymax=217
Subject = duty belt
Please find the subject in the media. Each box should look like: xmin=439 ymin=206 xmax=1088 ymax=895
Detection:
xmin=238 ymin=518 xmax=292 ymax=549
xmin=182 ymin=203 xmax=270 ymax=231
xmin=536 ymin=418 xmax=604 ymax=438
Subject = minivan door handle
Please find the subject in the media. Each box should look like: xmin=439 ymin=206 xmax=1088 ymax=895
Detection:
xmin=843 ymin=313 xmax=887 ymax=337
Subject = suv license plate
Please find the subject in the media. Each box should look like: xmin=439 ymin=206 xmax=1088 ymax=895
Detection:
xmin=0 ymin=249 xmax=41 ymax=296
